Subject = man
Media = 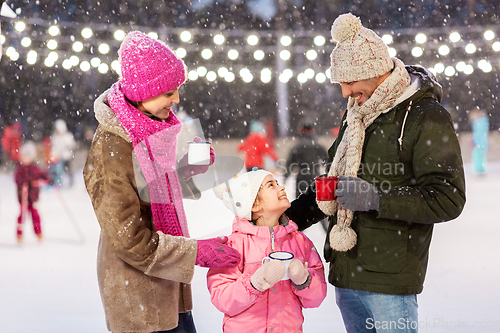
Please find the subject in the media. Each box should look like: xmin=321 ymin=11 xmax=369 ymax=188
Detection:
xmin=286 ymin=13 xmax=465 ymax=332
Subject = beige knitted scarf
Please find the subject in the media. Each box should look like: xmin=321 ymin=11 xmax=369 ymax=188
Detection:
xmin=318 ymin=58 xmax=410 ymax=251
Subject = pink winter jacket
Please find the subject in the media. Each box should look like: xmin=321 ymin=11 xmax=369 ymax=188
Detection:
xmin=207 ymin=216 xmax=327 ymax=333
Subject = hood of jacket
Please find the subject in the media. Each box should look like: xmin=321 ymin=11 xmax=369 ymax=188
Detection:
xmin=232 ymin=215 xmax=296 ymax=236
xmin=404 ymin=65 xmax=443 ymax=103
xmin=94 ymin=88 xmax=131 ymax=143
xmin=231 ymin=215 xmax=301 ymax=253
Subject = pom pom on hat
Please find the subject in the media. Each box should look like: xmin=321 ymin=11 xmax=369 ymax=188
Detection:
xmin=213 ymin=169 xmax=272 ymax=220
xmin=118 ymin=31 xmax=187 ymax=102
xmin=330 ymin=13 xmax=361 ymax=43
xmin=329 ymin=13 xmax=394 ymax=84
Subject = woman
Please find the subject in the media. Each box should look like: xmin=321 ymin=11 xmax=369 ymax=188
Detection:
xmin=83 ymin=31 xmax=240 ymax=333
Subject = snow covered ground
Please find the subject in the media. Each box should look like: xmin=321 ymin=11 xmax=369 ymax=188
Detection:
xmin=1 ymin=162 xmax=499 ymax=332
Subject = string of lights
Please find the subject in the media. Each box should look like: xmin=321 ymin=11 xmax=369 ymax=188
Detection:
xmin=1 ymin=17 xmax=499 ymax=84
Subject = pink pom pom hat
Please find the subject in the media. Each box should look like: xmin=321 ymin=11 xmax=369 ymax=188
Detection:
xmin=118 ymin=31 xmax=187 ymax=102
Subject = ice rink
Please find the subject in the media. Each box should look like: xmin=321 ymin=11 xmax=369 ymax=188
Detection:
xmin=1 ymin=162 xmax=499 ymax=332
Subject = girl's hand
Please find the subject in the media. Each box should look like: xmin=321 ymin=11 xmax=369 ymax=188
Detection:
xmin=250 ymin=260 xmax=286 ymax=292
xmin=288 ymin=259 xmax=309 ymax=285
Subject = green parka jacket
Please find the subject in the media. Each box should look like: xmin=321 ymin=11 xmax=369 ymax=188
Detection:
xmin=286 ymin=66 xmax=466 ymax=295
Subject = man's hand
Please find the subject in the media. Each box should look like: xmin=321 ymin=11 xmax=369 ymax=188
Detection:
xmin=336 ymin=176 xmax=380 ymax=212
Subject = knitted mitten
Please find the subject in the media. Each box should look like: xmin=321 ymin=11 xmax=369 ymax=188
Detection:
xmin=196 ymin=237 xmax=240 ymax=268
xmin=250 ymin=260 xmax=286 ymax=292
xmin=336 ymin=176 xmax=380 ymax=212
xmin=288 ymin=259 xmax=309 ymax=286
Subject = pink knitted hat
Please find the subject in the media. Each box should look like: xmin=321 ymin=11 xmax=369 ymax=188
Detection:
xmin=118 ymin=31 xmax=187 ymax=102
xmin=329 ymin=13 xmax=394 ymax=83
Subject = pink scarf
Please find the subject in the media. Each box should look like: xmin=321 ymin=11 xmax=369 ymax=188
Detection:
xmin=107 ymin=82 xmax=190 ymax=237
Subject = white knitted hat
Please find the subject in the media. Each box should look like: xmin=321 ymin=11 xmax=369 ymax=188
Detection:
xmin=214 ymin=169 xmax=272 ymax=220
xmin=329 ymin=13 xmax=394 ymax=83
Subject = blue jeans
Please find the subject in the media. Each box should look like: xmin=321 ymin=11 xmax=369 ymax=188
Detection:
xmin=154 ymin=311 xmax=197 ymax=333
xmin=335 ymin=287 xmax=418 ymax=333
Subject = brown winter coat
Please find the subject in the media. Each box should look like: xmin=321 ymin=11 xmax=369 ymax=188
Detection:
xmin=83 ymin=91 xmax=199 ymax=333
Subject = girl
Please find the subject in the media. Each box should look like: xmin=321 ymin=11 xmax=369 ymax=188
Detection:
xmin=208 ymin=169 xmax=327 ymax=332
xmin=83 ymin=31 xmax=240 ymax=333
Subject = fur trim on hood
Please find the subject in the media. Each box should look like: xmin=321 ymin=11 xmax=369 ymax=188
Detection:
xmin=94 ymin=89 xmax=131 ymax=143
xmin=406 ymin=65 xmax=443 ymax=102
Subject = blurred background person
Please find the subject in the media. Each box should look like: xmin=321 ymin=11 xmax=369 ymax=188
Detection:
xmin=469 ymin=108 xmax=489 ymax=175
xmin=283 ymin=116 xmax=327 ymax=199
xmin=238 ymin=119 xmax=279 ymax=172
xmin=50 ymin=119 xmax=76 ymax=187
xmin=1 ymin=121 xmax=22 ymax=167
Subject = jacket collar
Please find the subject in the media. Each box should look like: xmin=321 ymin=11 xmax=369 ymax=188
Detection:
xmin=371 ymin=78 xmax=419 ymax=125
xmin=232 ymin=215 xmax=298 ymax=238
xmin=371 ymin=65 xmax=441 ymax=125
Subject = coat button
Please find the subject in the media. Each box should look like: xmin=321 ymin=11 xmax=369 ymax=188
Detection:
xmin=271 ymin=287 xmax=275 ymax=291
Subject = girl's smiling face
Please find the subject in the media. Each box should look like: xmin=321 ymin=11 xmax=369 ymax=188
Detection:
xmin=138 ymin=88 xmax=180 ymax=119
xmin=252 ymin=174 xmax=291 ymax=227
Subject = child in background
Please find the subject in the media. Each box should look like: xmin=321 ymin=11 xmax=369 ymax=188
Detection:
xmin=208 ymin=169 xmax=327 ymax=333
xmin=15 ymin=141 xmax=51 ymax=243
xmin=237 ymin=120 xmax=279 ymax=171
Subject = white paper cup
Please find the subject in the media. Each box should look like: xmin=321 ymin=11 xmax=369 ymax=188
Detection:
xmin=187 ymin=141 xmax=211 ymax=165
xmin=262 ymin=251 xmax=294 ymax=280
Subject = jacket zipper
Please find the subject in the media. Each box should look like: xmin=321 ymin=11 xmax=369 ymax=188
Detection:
xmin=270 ymin=227 xmax=275 ymax=252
